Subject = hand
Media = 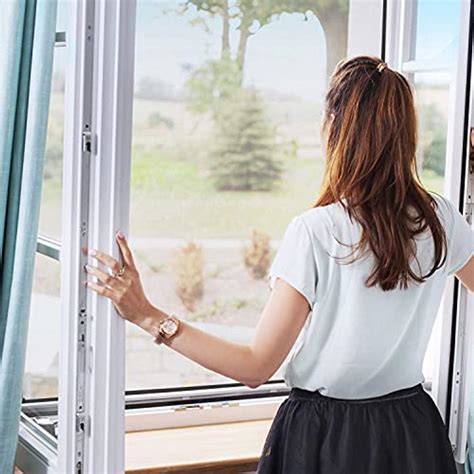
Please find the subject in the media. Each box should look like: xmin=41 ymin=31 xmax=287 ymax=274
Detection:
xmin=84 ymin=231 xmax=155 ymax=328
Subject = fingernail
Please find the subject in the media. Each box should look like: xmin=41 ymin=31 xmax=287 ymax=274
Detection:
xmin=88 ymin=249 xmax=97 ymax=256
xmin=117 ymin=230 xmax=124 ymax=239
xmin=84 ymin=264 xmax=90 ymax=272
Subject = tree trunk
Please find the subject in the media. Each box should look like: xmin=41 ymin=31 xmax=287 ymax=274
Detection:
xmin=318 ymin=8 xmax=349 ymax=87
xmin=236 ymin=21 xmax=251 ymax=83
xmin=221 ymin=0 xmax=230 ymax=58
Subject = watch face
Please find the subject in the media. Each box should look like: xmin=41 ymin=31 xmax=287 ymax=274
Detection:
xmin=161 ymin=319 xmax=178 ymax=336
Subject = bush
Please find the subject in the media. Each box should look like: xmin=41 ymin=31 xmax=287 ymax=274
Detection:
xmin=417 ymin=103 xmax=446 ymax=176
xmin=423 ymin=130 xmax=446 ymax=176
xmin=172 ymin=241 xmax=204 ymax=311
xmin=243 ymin=229 xmax=272 ymax=279
xmin=148 ymin=112 xmax=174 ymax=129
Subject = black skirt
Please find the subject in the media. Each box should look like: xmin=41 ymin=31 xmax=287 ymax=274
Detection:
xmin=256 ymin=382 xmax=457 ymax=474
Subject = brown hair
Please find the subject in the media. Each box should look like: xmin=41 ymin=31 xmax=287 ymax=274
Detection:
xmin=314 ymin=55 xmax=447 ymax=291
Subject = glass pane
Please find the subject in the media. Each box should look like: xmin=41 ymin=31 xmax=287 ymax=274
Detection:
xmin=413 ymin=0 xmax=462 ymax=65
xmin=414 ymin=73 xmax=449 ymax=389
xmin=411 ymin=0 xmax=465 ymax=393
xmin=38 ymin=1 xmax=69 ymax=240
xmin=23 ymin=254 xmax=61 ymax=399
xmin=415 ymin=71 xmax=450 ymax=194
xmin=127 ymin=0 xmax=349 ymax=390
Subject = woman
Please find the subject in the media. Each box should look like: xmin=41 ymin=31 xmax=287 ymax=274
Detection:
xmin=84 ymin=56 xmax=474 ymax=473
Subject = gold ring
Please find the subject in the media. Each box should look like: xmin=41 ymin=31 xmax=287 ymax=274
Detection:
xmin=113 ymin=266 xmax=125 ymax=278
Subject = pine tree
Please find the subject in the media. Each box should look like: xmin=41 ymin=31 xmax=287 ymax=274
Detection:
xmin=210 ymin=90 xmax=283 ymax=191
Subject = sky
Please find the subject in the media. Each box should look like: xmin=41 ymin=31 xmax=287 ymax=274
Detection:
xmin=54 ymin=0 xmax=464 ymax=102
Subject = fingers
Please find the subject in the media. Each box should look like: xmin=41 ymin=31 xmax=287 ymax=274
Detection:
xmin=83 ymin=231 xmax=135 ymax=276
xmin=115 ymin=231 xmax=136 ymax=269
xmin=85 ymin=264 xmax=120 ymax=288
xmin=88 ymin=248 xmax=122 ymax=274
xmin=85 ymin=280 xmax=115 ymax=299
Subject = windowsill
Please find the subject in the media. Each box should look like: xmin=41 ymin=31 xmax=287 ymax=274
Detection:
xmin=125 ymin=418 xmax=273 ymax=473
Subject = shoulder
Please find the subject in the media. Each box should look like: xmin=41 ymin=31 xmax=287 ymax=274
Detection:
xmin=277 ymin=209 xmax=327 ymax=247
xmin=298 ymin=201 xmax=345 ymax=231
xmin=429 ymin=192 xmax=459 ymax=227
xmin=429 ymin=191 xmax=460 ymax=211
xmin=298 ymin=202 xmax=339 ymax=225
xmin=429 ymin=192 xmax=449 ymax=211
xmin=291 ymin=204 xmax=341 ymax=249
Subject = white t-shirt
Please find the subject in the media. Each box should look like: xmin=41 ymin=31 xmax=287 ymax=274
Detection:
xmin=267 ymin=193 xmax=474 ymax=399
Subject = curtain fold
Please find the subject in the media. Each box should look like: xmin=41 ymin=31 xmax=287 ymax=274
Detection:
xmin=0 ymin=0 xmax=57 ymax=472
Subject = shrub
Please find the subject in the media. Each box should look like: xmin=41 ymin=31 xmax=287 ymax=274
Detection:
xmin=172 ymin=241 xmax=204 ymax=311
xmin=423 ymin=130 xmax=446 ymax=176
xmin=148 ymin=112 xmax=174 ymax=129
xmin=243 ymin=229 xmax=272 ymax=279
xmin=417 ymin=103 xmax=446 ymax=176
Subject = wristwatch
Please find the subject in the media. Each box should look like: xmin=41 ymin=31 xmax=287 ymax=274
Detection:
xmin=153 ymin=314 xmax=180 ymax=345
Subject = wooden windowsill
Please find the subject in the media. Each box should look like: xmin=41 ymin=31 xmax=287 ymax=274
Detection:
xmin=125 ymin=418 xmax=273 ymax=474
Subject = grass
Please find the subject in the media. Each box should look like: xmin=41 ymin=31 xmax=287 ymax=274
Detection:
xmin=129 ymin=144 xmax=326 ymax=238
xmin=39 ymin=144 xmax=444 ymax=240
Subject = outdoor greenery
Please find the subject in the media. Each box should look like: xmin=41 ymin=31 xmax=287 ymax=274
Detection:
xmin=172 ymin=241 xmax=205 ymax=311
xmin=177 ymin=0 xmax=349 ymax=81
xmin=40 ymin=4 xmax=446 ymax=239
xmin=180 ymin=0 xmax=349 ymax=193
xmin=418 ymin=103 xmax=447 ymax=176
xmin=210 ymin=89 xmax=283 ymax=191
xmin=244 ymin=229 xmax=272 ymax=279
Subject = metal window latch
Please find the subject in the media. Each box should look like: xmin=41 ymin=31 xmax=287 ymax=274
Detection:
xmin=82 ymin=131 xmax=94 ymax=154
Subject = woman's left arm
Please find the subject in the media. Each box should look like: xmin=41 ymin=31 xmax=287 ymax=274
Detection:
xmin=85 ymin=232 xmax=311 ymax=389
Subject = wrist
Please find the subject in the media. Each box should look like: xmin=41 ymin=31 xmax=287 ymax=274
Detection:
xmin=137 ymin=305 xmax=168 ymax=338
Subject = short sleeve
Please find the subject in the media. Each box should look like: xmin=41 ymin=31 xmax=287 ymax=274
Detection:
xmin=267 ymin=215 xmax=318 ymax=310
xmin=439 ymin=196 xmax=474 ymax=275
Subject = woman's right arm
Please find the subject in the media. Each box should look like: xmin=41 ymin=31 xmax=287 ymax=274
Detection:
xmin=455 ymin=255 xmax=474 ymax=292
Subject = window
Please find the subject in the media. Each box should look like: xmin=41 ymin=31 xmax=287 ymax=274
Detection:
xmin=23 ymin=0 xmax=69 ymax=401
xmin=15 ymin=0 xmax=473 ymax=471
xmin=38 ymin=6 xmax=67 ymax=240
xmin=23 ymin=254 xmax=60 ymax=399
xmin=126 ymin=0 xmax=349 ymax=391
xmin=397 ymin=0 xmax=465 ymax=392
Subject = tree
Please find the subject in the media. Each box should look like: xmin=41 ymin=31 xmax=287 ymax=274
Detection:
xmin=186 ymin=53 xmax=242 ymax=116
xmin=209 ymin=89 xmax=283 ymax=191
xmin=178 ymin=0 xmax=349 ymax=83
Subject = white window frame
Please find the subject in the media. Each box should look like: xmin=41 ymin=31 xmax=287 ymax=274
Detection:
xmin=17 ymin=0 xmax=388 ymax=470
xmin=15 ymin=0 xmax=386 ymax=469
xmin=386 ymin=0 xmax=473 ymax=464
xmin=57 ymin=0 xmax=136 ymax=472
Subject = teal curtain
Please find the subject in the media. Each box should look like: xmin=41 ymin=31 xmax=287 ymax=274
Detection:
xmin=0 ymin=0 xmax=57 ymax=472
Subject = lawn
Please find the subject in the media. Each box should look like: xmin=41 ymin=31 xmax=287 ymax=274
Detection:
xmin=39 ymin=143 xmax=444 ymax=241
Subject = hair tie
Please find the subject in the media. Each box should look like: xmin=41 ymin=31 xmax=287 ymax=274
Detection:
xmin=376 ymin=62 xmax=388 ymax=73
